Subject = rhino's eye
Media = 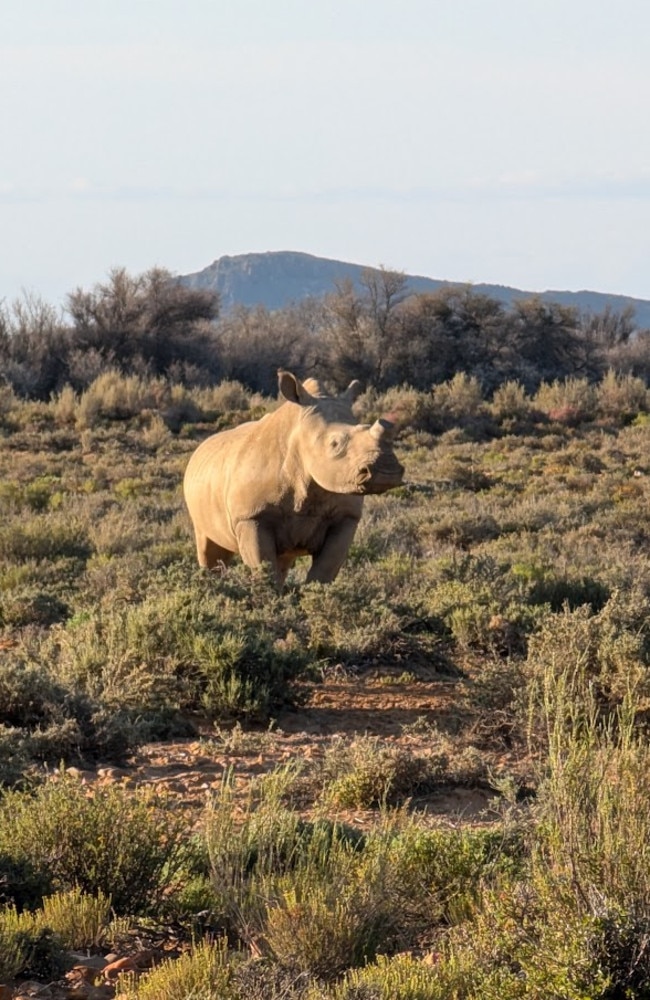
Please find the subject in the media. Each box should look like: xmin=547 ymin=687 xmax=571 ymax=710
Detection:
xmin=328 ymin=434 xmax=348 ymax=456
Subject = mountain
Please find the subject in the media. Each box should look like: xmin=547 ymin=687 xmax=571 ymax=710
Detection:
xmin=180 ymin=251 xmax=650 ymax=328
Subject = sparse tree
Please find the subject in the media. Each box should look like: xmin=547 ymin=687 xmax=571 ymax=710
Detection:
xmin=507 ymin=297 xmax=584 ymax=388
xmin=66 ymin=267 xmax=221 ymax=386
xmin=0 ymin=292 xmax=68 ymax=397
xmin=319 ymin=268 xmax=410 ymax=388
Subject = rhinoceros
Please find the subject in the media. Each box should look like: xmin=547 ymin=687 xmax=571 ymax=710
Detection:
xmin=183 ymin=371 xmax=404 ymax=587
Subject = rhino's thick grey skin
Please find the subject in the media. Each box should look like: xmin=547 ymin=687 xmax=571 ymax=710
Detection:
xmin=183 ymin=371 xmax=404 ymax=588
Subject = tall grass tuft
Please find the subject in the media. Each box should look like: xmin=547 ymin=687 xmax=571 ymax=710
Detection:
xmin=118 ymin=938 xmax=235 ymax=1000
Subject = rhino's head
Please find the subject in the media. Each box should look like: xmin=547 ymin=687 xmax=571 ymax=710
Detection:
xmin=279 ymin=372 xmax=405 ymax=496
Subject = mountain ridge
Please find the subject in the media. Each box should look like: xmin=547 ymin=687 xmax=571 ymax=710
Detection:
xmin=180 ymin=251 xmax=650 ymax=328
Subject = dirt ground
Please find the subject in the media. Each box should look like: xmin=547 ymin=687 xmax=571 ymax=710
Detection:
xmin=6 ymin=672 xmax=522 ymax=999
xmin=67 ymin=672 xmax=512 ymax=827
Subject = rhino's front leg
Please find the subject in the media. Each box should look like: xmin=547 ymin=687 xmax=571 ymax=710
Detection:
xmin=307 ymin=517 xmax=360 ymax=584
xmin=235 ymin=519 xmax=281 ymax=587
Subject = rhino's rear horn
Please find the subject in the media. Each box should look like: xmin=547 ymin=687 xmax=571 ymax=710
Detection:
xmin=343 ymin=380 xmax=362 ymax=402
xmin=370 ymin=418 xmax=396 ymax=444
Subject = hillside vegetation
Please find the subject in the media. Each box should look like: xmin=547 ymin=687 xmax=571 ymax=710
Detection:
xmin=2 ymin=265 xmax=650 ymax=399
xmin=1 ymin=268 xmax=650 ymax=997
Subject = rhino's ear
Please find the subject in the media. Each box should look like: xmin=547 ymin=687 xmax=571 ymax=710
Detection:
xmin=278 ymin=370 xmax=312 ymax=405
xmin=343 ymin=380 xmax=362 ymax=402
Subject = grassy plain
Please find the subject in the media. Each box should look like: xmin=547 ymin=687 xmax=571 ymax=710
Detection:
xmin=1 ymin=372 xmax=650 ymax=998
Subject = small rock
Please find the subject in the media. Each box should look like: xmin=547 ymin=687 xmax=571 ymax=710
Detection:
xmin=66 ymin=952 xmax=107 ymax=972
xmin=12 ymin=982 xmax=53 ymax=998
xmin=162 ymin=779 xmax=188 ymax=794
xmin=65 ymin=767 xmax=97 ymax=783
xmin=97 ymin=767 xmax=130 ymax=782
xmin=103 ymin=956 xmax=138 ymax=980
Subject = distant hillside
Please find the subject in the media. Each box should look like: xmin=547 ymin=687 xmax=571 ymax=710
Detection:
xmin=180 ymin=251 xmax=650 ymax=329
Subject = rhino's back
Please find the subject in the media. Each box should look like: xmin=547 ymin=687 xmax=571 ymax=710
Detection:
xmin=184 ymin=420 xmax=257 ymax=486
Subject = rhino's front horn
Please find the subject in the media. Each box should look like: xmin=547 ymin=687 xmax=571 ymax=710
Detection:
xmin=370 ymin=418 xmax=395 ymax=443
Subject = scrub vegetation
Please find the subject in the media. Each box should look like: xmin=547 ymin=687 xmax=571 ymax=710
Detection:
xmin=0 ymin=268 xmax=650 ymax=996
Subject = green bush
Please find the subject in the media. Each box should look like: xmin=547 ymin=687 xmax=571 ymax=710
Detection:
xmin=264 ymin=875 xmax=388 ymax=981
xmin=0 ymin=850 xmax=52 ymax=910
xmin=0 ymin=586 xmax=69 ymax=627
xmin=431 ymin=372 xmax=486 ymax=425
xmin=385 ymin=823 xmax=524 ymax=930
xmin=0 ymin=514 xmax=90 ymax=562
xmin=119 ymin=938 xmax=235 ymax=1000
xmin=0 ymin=655 xmax=140 ymax=769
xmin=40 ymin=887 xmax=112 ymax=950
xmin=320 ymin=736 xmax=445 ymax=809
xmin=526 ymin=590 xmax=650 ymax=723
xmin=490 ymin=379 xmax=533 ymax=424
xmin=51 ymin=579 xmax=311 ymax=722
xmin=299 ymin=577 xmax=407 ymax=665
xmin=534 ymin=377 xmax=597 ymax=424
xmin=596 ymin=369 xmax=649 ymax=422
xmin=0 ymin=775 xmax=186 ymax=915
xmin=333 ymin=952 xmax=463 ymax=1000
xmin=76 ymin=371 xmax=160 ymax=428
xmin=0 ymin=905 xmax=65 ymax=982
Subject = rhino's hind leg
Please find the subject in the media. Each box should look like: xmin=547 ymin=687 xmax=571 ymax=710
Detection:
xmin=195 ymin=532 xmax=235 ymax=571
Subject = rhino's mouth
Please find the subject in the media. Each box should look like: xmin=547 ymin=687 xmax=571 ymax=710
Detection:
xmin=355 ymin=458 xmax=405 ymax=494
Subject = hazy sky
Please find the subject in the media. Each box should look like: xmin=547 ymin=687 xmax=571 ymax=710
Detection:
xmin=2 ymin=0 xmax=650 ymax=307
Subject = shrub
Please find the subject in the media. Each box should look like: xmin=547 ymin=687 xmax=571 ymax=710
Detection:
xmin=51 ymin=583 xmax=311 ymax=723
xmin=205 ymin=765 xmax=308 ymax=930
xmin=0 ymin=849 xmax=52 ymax=910
xmin=596 ymin=369 xmax=649 ymax=422
xmin=76 ymin=371 xmax=159 ymax=428
xmin=0 ymin=586 xmax=69 ymax=627
xmin=373 ymin=384 xmax=437 ymax=432
xmin=0 ymin=514 xmax=90 ymax=562
xmin=197 ymin=627 xmax=309 ymax=720
xmin=118 ymin=938 xmax=235 ymax=1000
xmin=385 ymin=822 xmax=524 ymax=931
xmin=232 ymin=959 xmax=315 ymax=1000
xmin=0 ymin=658 xmax=73 ymax=728
xmin=0 ymin=906 xmax=65 ymax=982
xmin=0 ymin=654 xmax=139 ymax=771
xmin=40 ymin=887 xmax=112 ymax=950
xmin=299 ymin=578 xmax=406 ymax=665
xmin=433 ymin=372 xmax=484 ymax=416
xmin=527 ymin=572 xmax=610 ymax=613
xmin=334 ymin=952 xmax=460 ymax=1000
xmin=160 ymin=382 xmax=204 ymax=430
xmin=534 ymin=377 xmax=596 ymax=424
xmin=0 ymin=775 xmax=186 ymax=914
xmin=424 ymin=576 xmax=543 ymax=656
xmin=203 ymin=378 xmax=252 ymax=413
xmin=50 ymin=383 xmax=78 ymax=424
xmin=141 ymin=412 xmax=173 ymax=450
xmin=525 ymin=590 xmax=650 ymax=724
xmin=431 ymin=372 xmax=487 ymax=431
xmin=538 ymin=678 xmax=650 ymax=925
xmin=265 ymin=876 xmax=388 ymax=981
xmin=0 ymin=383 xmax=19 ymax=423
xmin=320 ymin=736 xmax=445 ymax=809
xmin=490 ymin=379 xmax=533 ymax=423
xmin=432 ymin=684 xmax=650 ymax=999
